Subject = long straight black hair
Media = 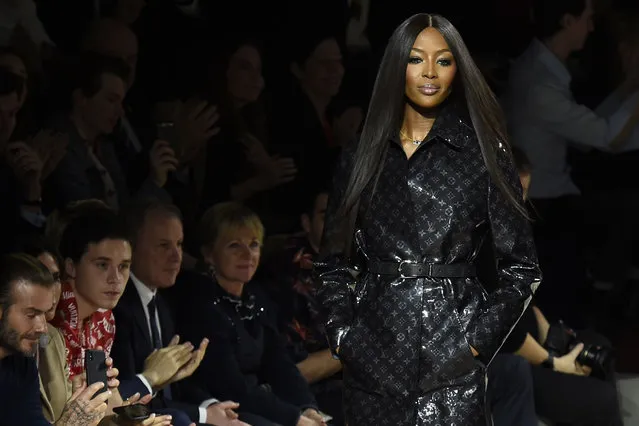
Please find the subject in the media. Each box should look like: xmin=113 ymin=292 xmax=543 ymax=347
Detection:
xmin=339 ymin=13 xmax=526 ymax=218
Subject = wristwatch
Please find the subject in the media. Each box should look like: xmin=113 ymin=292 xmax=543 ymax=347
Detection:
xmin=541 ymin=354 xmax=555 ymax=370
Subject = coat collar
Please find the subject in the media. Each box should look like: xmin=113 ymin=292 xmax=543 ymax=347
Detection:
xmin=391 ymin=101 xmax=475 ymax=150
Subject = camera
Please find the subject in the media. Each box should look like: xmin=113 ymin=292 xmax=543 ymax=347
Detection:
xmin=544 ymin=320 xmax=614 ymax=379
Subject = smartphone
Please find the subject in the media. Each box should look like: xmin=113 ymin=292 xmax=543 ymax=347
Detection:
xmin=156 ymin=121 xmax=181 ymax=156
xmin=113 ymin=404 xmax=151 ymax=421
xmin=84 ymin=349 xmax=108 ymax=398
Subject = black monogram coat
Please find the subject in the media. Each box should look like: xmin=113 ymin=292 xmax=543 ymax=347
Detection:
xmin=315 ymin=106 xmax=541 ymax=425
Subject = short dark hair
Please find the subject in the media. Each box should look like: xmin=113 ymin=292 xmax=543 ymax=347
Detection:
xmin=71 ymin=53 xmax=130 ymax=99
xmin=59 ymin=207 xmax=130 ymax=263
xmin=533 ymin=0 xmax=588 ymax=39
xmin=0 ymin=254 xmax=55 ymax=311
xmin=0 ymin=66 xmax=24 ymax=98
xmin=121 ymin=199 xmax=182 ymax=248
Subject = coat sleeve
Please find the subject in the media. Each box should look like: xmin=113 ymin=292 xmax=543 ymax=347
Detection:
xmin=313 ymin=142 xmax=358 ymax=358
xmin=467 ymin=144 xmax=542 ymax=364
xmin=259 ymin=316 xmax=318 ymax=411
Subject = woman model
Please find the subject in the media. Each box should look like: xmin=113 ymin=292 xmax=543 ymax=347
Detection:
xmin=315 ymin=13 xmax=542 ymax=425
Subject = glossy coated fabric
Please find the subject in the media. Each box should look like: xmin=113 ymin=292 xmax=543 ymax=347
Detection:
xmin=315 ymin=106 xmax=542 ymax=425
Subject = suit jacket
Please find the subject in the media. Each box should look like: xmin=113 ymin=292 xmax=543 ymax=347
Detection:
xmin=39 ymin=326 xmax=72 ymax=423
xmin=111 ymin=280 xmax=211 ymax=422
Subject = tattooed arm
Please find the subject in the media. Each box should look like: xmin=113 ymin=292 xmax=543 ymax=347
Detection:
xmin=56 ymin=382 xmax=110 ymax=426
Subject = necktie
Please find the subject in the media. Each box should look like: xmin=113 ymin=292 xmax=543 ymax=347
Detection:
xmin=147 ymin=296 xmax=172 ymax=399
xmin=147 ymin=297 xmax=162 ymax=350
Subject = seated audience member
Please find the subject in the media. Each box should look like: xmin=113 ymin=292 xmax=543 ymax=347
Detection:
xmin=113 ymin=200 xmax=251 ymax=426
xmin=260 ymin=188 xmax=343 ymax=425
xmin=0 ymin=65 xmax=49 ymax=251
xmin=51 ymin=207 xmax=131 ymax=377
xmin=43 ymin=53 xmax=173 ymax=212
xmin=172 ymin=202 xmax=325 ymax=426
xmin=12 ymin=236 xmax=172 ymax=425
xmin=0 ymin=253 xmax=110 ymax=425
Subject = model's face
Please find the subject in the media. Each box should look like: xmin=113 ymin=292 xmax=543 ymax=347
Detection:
xmin=405 ymin=27 xmax=457 ymax=110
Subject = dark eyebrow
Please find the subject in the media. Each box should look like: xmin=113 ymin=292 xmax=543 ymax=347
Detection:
xmin=92 ymin=256 xmax=112 ymax=262
xmin=26 ymin=307 xmax=49 ymax=315
xmin=411 ymin=47 xmax=451 ymax=55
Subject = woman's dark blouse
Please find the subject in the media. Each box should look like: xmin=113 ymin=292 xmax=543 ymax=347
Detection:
xmin=172 ymin=271 xmax=317 ymax=426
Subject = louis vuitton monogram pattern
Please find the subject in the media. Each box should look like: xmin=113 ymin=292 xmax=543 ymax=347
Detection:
xmin=315 ymin=105 xmax=541 ymax=425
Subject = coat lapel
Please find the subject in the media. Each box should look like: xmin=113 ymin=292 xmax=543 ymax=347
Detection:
xmin=123 ymin=282 xmax=153 ymax=348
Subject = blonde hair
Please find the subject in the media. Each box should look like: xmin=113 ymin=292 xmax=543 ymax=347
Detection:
xmin=198 ymin=202 xmax=264 ymax=251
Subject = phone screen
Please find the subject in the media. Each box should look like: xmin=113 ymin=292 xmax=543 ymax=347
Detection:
xmin=84 ymin=349 xmax=108 ymax=398
xmin=156 ymin=122 xmax=181 ymax=156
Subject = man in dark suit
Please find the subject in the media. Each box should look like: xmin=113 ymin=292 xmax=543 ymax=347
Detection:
xmin=112 ymin=199 xmax=268 ymax=426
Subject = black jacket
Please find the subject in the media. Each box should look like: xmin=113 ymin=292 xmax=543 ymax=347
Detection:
xmin=171 ymin=271 xmax=317 ymax=426
xmin=111 ymin=281 xmax=209 ymax=422
xmin=315 ymin=105 xmax=542 ymax=425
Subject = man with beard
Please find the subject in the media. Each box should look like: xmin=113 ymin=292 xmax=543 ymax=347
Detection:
xmin=0 ymin=253 xmax=110 ymax=425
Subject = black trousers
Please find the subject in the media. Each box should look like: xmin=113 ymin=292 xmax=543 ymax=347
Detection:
xmin=488 ymin=354 xmax=538 ymax=426
xmin=533 ymin=330 xmax=622 ymax=426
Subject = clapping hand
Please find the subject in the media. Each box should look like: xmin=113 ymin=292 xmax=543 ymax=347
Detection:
xmin=167 ymin=335 xmax=209 ymax=383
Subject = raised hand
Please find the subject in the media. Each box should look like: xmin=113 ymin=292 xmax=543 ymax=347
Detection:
xmin=149 ymin=139 xmax=179 ymax=188
xmin=174 ymin=99 xmax=220 ymax=163
xmin=141 ymin=342 xmax=194 ymax=389
xmin=169 ymin=338 xmax=209 ymax=384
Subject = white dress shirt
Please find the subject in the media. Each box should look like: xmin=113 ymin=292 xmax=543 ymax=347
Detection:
xmin=502 ymin=39 xmax=638 ymax=198
xmin=130 ymin=273 xmax=217 ymax=423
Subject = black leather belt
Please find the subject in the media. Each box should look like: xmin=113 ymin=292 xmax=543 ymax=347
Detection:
xmin=368 ymin=261 xmax=476 ymax=278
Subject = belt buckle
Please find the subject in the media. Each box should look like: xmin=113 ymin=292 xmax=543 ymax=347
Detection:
xmin=398 ymin=260 xmax=415 ymax=278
